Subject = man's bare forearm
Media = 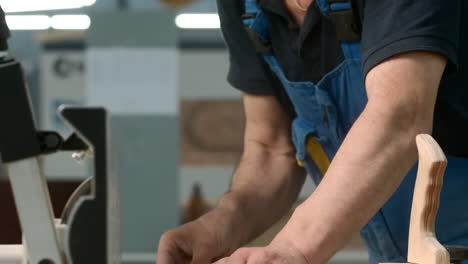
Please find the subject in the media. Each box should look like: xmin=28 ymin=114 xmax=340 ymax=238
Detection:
xmin=272 ymin=51 xmax=447 ymax=264
xmin=276 ymin=103 xmax=426 ymax=263
xmin=199 ymin=94 xmax=307 ymax=249
xmin=215 ymin=140 xmax=306 ymax=247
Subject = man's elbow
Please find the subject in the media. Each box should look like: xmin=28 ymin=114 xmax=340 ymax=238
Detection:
xmin=365 ymin=99 xmax=434 ymax=140
xmin=363 ymin=51 xmax=446 ymax=140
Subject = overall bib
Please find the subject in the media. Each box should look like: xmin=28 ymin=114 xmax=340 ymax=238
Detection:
xmin=242 ymin=0 xmax=468 ymax=263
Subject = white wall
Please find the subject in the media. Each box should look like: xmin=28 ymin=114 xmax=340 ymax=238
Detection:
xmin=180 ymin=50 xmax=241 ymax=99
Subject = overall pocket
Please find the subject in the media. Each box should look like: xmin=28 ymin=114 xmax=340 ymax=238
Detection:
xmin=317 ymin=59 xmax=367 ymax=143
xmin=292 ymin=118 xmax=331 ymax=185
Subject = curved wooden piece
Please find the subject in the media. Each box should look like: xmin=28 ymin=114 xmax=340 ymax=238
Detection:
xmin=380 ymin=134 xmax=449 ymax=264
xmin=407 ymin=134 xmax=449 ymax=264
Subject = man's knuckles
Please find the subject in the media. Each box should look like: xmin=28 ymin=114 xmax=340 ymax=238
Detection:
xmin=247 ymin=249 xmax=282 ymax=263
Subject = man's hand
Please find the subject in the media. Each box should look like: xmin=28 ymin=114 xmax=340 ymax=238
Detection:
xmin=157 ymin=221 xmax=218 ymax=264
xmin=213 ymin=238 xmax=308 ymax=264
xmin=156 ymin=209 xmax=240 ymax=264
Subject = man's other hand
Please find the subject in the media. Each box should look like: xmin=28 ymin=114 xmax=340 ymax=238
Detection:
xmin=156 ymin=209 xmax=238 ymax=264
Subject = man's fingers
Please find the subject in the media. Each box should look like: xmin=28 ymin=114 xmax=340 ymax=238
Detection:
xmin=212 ymin=248 xmax=256 ymax=264
xmin=191 ymin=246 xmax=213 ymax=264
xmin=231 ymin=247 xmax=257 ymax=259
xmin=157 ymin=231 xmax=184 ymax=264
xmin=245 ymin=250 xmax=273 ymax=264
xmin=213 ymin=257 xmax=246 ymax=264
xmin=212 ymin=257 xmax=226 ymax=264
xmin=156 ymin=249 xmax=175 ymax=264
xmin=157 ymin=245 xmax=194 ymax=264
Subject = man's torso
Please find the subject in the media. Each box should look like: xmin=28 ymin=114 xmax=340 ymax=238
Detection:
xmin=217 ymin=0 xmax=468 ymax=157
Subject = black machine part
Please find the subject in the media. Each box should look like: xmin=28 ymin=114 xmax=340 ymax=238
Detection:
xmin=0 ymin=58 xmax=42 ymax=163
xmin=0 ymin=58 xmax=88 ymax=164
xmin=445 ymin=245 xmax=468 ymax=264
xmin=60 ymin=107 xmax=120 ymax=264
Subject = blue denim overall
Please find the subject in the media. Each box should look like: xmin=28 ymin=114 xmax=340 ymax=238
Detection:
xmin=243 ymin=0 xmax=468 ymax=263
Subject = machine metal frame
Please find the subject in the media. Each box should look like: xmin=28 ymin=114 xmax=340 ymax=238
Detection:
xmin=0 ymin=55 xmax=119 ymax=264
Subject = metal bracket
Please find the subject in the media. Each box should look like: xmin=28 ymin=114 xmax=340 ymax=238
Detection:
xmin=59 ymin=106 xmax=120 ymax=264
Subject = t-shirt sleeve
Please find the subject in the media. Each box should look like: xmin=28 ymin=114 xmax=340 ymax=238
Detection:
xmin=361 ymin=0 xmax=460 ymax=78
xmin=217 ymin=0 xmax=274 ymax=95
xmin=0 ymin=6 xmax=10 ymax=40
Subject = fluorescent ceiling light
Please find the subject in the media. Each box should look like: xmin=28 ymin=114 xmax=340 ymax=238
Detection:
xmin=5 ymin=15 xmax=50 ymax=30
xmin=175 ymin=14 xmax=220 ymax=29
xmin=5 ymin=14 xmax=91 ymax=30
xmin=0 ymin=0 xmax=96 ymax=13
xmin=51 ymin=15 xmax=90 ymax=30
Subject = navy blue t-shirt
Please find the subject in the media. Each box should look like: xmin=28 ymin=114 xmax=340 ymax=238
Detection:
xmin=0 ymin=7 xmax=9 ymax=50
xmin=217 ymin=0 xmax=468 ymax=157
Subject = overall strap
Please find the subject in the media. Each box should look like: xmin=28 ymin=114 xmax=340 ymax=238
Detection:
xmin=242 ymin=0 xmax=296 ymax=117
xmin=242 ymin=0 xmax=272 ymax=53
xmin=244 ymin=0 xmax=261 ymax=15
xmin=317 ymin=0 xmax=362 ymax=59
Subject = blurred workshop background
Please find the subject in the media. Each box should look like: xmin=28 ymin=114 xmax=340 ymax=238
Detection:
xmin=0 ymin=0 xmax=367 ymax=263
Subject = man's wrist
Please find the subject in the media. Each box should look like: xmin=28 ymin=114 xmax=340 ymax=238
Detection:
xmin=202 ymin=192 xmax=255 ymax=251
xmin=274 ymin=203 xmax=338 ymax=264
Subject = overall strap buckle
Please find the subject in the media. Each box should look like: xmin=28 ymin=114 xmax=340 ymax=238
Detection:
xmin=244 ymin=24 xmax=272 ymax=54
xmin=328 ymin=0 xmax=361 ymax=42
xmin=242 ymin=8 xmax=272 ymax=54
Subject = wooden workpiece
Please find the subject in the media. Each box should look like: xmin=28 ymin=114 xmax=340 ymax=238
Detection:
xmin=381 ymin=134 xmax=449 ymax=264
